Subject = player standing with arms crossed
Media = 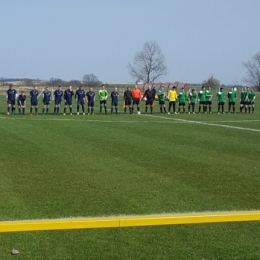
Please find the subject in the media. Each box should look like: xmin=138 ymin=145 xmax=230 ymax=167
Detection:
xmin=42 ymin=87 xmax=51 ymax=115
xmin=217 ymin=88 xmax=225 ymax=114
xmin=178 ymin=87 xmax=187 ymax=114
xmin=98 ymin=84 xmax=108 ymax=114
xmin=227 ymin=87 xmax=236 ymax=114
xmin=157 ymin=86 xmax=166 ymax=114
xmin=30 ymin=86 xmax=39 ymax=115
xmin=86 ymin=87 xmax=95 ymax=115
xmin=206 ymin=86 xmax=213 ymax=113
xmin=18 ymin=91 xmax=26 ymax=115
xmin=188 ymin=89 xmax=197 ymax=114
xmin=240 ymin=87 xmax=247 ymax=113
xmin=198 ymin=86 xmax=207 ymax=113
xmin=6 ymin=85 xmax=17 ymax=115
xmin=110 ymin=87 xmax=119 ymax=114
xmin=75 ymin=86 xmax=86 ymax=115
xmin=131 ymin=84 xmax=142 ymax=114
xmin=248 ymin=88 xmax=256 ymax=114
xmin=124 ymin=87 xmax=133 ymax=114
xmin=63 ymin=86 xmax=74 ymax=115
xmin=53 ymin=86 xmax=63 ymax=115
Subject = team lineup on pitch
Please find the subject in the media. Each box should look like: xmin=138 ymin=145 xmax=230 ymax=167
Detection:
xmin=5 ymin=83 xmax=256 ymax=116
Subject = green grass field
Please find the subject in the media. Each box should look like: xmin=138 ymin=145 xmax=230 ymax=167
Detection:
xmin=0 ymin=93 xmax=260 ymax=259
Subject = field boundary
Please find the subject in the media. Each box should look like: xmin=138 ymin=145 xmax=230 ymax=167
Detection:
xmin=1 ymin=211 xmax=260 ymax=233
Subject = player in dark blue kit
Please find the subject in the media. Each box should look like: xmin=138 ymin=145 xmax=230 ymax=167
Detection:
xmin=86 ymin=87 xmax=95 ymax=115
xmin=111 ymin=87 xmax=119 ymax=114
xmin=18 ymin=92 xmax=26 ymax=115
xmin=123 ymin=87 xmax=132 ymax=114
xmin=63 ymin=86 xmax=74 ymax=115
xmin=6 ymin=85 xmax=17 ymax=115
xmin=75 ymin=86 xmax=86 ymax=115
xmin=30 ymin=86 xmax=39 ymax=115
xmin=143 ymin=85 xmax=155 ymax=114
xmin=42 ymin=87 xmax=51 ymax=115
xmin=53 ymin=86 xmax=63 ymax=115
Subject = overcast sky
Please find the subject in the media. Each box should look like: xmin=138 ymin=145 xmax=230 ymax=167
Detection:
xmin=1 ymin=0 xmax=260 ymax=84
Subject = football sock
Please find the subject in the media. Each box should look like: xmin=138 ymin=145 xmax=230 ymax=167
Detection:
xmin=245 ymin=107 xmax=247 ymax=113
xmin=70 ymin=107 xmax=72 ymax=113
xmin=150 ymin=107 xmax=153 ymax=113
xmin=132 ymin=107 xmax=134 ymax=113
xmin=19 ymin=108 xmax=21 ymax=114
xmin=64 ymin=107 xmax=66 ymax=113
xmin=104 ymin=106 xmax=107 ymax=113
xmin=160 ymin=107 xmax=162 ymax=113
xmin=115 ymin=107 xmax=118 ymax=114
xmin=57 ymin=107 xmax=59 ymax=114
xmin=7 ymin=107 xmax=10 ymax=112
xmin=111 ymin=108 xmax=113 ymax=114
xmin=145 ymin=107 xmax=148 ymax=113
xmin=91 ymin=108 xmax=94 ymax=114
xmin=54 ymin=107 xmax=56 ymax=114
xmin=199 ymin=106 xmax=201 ymax=113
xmin=164 ymin=107 xmax=166 ymax=113
xmin=30 ymin=107 xmax=33 ymax=113
xmin=22 ymin=108 xmax=25 ymax=114
xmin=222 ymin=105 xmax=224 ymax=113
xmin=77 ymin=105 xmax=79 ymax=112
xmin=124 ymin=107 xmax=126 ymax=113
xmin=46 ymin=108 xmax=49 ymax=114
xmin=88 ymin=107 xmax=90 ymax=113
xmin=82 ymin=105 xmax=85 ymax=113
xmin=209 ymin=106 xmax=211 ymax=113
xmin=100 ymin=106 xmax=102 ymax=113
xmin=35 ymin=108 xmax=38 ymax=114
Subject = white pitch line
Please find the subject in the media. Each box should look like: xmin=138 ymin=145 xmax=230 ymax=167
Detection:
xmin=142 ymin=114 xmax=260 ymax=132
xmin=0 ymin=116 xmax=187 ymax=124
xmin=206 ymin=120 xmax=260 ymax=123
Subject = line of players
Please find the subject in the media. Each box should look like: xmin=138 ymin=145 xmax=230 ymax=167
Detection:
xmin=6 ymin=84 xmax=256 ymax=115
xmin=166 ymin=85 xmax=256 ymax=114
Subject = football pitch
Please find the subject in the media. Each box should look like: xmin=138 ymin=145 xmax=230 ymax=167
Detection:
xmin=0 ymin=97 xmax=260 ymax=259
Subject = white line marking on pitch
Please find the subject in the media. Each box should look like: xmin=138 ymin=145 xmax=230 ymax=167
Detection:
xmin=142 ymin=114 xmax=260 ymax=132
xmin=0 ymin=116 xmax=187 ymax=124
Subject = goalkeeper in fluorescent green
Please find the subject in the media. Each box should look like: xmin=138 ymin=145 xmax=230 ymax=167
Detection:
xmin=98 ymin=84 xmax=108 ymax=114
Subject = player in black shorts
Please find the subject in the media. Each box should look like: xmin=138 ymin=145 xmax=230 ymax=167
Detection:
xmin=143 ymin=85 xmax=155 ymax=114
xmin=18 ymin=91 xmax=26 ymax=115
xmin=123 ymin=87 xmax=132 ymax=114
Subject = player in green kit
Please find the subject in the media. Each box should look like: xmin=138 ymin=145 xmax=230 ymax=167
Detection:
xmin=157 ymin=86 xmax=166 ymax=113
xmin=217 ymin=88 xmax=225 ymax=114
xmin=244 ymin=87 xmax=250 ymax=113
xmin=98 ymin=84 xmax=108 ymax=114
xmin=178 ymin=88 xmax=187 ymax=114
xmin=248 ymin=88 xmax=256 ymax=114
xmin=206 ymin=86 xmax=213 ymax=113
xmin=240 ymin=87 xmax=248 ymax=113
xmin=227 ymin=87 xmax=236 ymax=114
xmin=198 ymin=86 xmax=207 ymax=113
xmin=188 ymin=89 xmax=197 ymax=114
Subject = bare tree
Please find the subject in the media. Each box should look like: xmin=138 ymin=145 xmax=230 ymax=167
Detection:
xmin=202 ymin=75 xmax=220 ymax=90
xmin=127 ymin=40 xmax=167 ymax=83
xmin=82 ymin=73 xmax=101 ymax=88
xmin=243 ymin=51 xmax=260 ymax=91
